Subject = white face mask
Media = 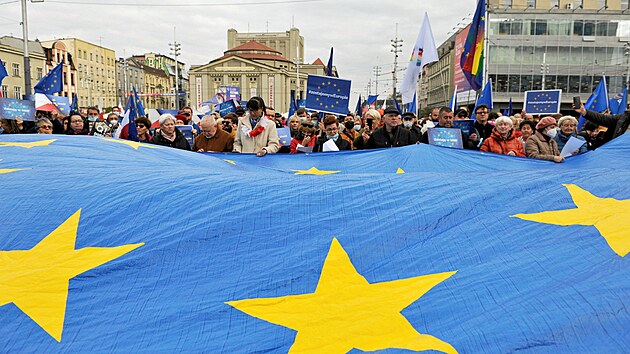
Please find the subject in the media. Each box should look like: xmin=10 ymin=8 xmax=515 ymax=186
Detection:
xmin=403 ymin=121 xmax=413 ymax=128
xmin=353 ymin=124 xmax=361 ymax=131
xmin=545 ymin=128 xmax=558 ymax=139
xmin=109 ymin=120 xmax=118 ymax=126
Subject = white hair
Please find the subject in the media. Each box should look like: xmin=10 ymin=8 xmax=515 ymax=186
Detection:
xmin=495 ymin=116 xmax=513 ymax=126
xmin=159 ymin=113 xmax=176 ymax=126
xmin=557 ymin=116 xmax=578 ymax=127
xmin=200 ymin=115 xmax=217 ymax=126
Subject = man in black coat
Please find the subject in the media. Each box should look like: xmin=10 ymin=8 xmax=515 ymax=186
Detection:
xmin=366 ymin=106 xmax=417 ymax=149
xmin=576 ymin=103 xmax=630 ymax=142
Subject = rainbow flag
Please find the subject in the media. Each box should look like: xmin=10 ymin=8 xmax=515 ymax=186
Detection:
xmin=461 ymin=0 xmax=486 ymax=91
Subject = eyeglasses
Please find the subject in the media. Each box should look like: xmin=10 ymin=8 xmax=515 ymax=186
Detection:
xmin=39 ymin=125 xmax=53 ymax=129
xmin=475 ymin=111 xmax=488 ymax=115
xmin=301 ymin=122 xmax=314 ymax=128
xmin=71 ymin=120 xmax=83 ymax=124
xmin=325 ymin=127 xmax=339 ymax=133
xmin=137 ymin=124 xmax=146 ymax=129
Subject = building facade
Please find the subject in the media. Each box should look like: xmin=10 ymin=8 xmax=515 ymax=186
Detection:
xmin=228 ymin=28 xmax=304 ymax=65
xmin=142 ymin=64 xmax=170 ymax=110
xmin=116 ymin=57 xmax=145 ymax=107
xmin=426 ymin=0 xmax=630 ymax=113
xmin=0 ymin=36 xmax=46 ymax=99
xmin=41 ymin=38 xmax=117 ymax=109
xmin=134 ymin=53 xmax=187 ymax=109
xmin=190 ymin=29 xmax=326 ymax=113
xmin=41 ymin=41 xmax=78 ymax=101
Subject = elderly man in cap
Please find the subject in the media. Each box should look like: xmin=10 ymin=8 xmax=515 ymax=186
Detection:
xmin=193 ymin=115 xmax=234 ymax=152
xmin=366 ymin=106 xmax=417 ymax=149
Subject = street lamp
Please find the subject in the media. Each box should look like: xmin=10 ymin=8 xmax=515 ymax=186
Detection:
xmin=21 ymin=0 xmax=44 ymax=96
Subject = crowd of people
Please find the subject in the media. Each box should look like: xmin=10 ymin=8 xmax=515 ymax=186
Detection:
xmin=1 ymin=95 xmax=628 ymax=163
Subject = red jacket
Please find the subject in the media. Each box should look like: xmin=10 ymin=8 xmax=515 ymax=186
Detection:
xmin=480 ymin=129 xmax=525 ymax=157
xmin=289 ymin=136 xmax=316 ymax=153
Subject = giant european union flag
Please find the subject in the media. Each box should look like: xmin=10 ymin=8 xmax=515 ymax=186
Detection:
xmin=0 ymin=134 xmax=629 ymax=352
xmin=305 ymin=74 xmax=351 ymax=115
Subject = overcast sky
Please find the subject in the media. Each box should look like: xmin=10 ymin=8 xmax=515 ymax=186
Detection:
xmin=0 ymin=0 xmax=475 ymax=99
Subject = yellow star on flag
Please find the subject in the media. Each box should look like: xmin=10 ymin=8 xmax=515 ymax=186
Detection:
xmin=0 ymin=210 xmax=144 ymax=341
xmin=293 ymin=167 xmax=340 ymax=175
xmin=396 ymin=168 xmax=406 ymax=174
xmin=224 ymin=159 xmax=236 ymax=165
xmin=102 ymin=138 xmax=156 ymax=150
xmin=0 ymin=139 xmax=56 ymax=149
xmin=0 ymin=168 xmax=27 ymax=175
xmin=227 ymin=238 xmax=457 ymax=353
xmin=513 ymin=184 xmax=630 ymax=257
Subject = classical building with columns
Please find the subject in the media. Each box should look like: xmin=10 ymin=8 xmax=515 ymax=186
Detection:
xmin=189 ymin=28 xmax=327 ymax=113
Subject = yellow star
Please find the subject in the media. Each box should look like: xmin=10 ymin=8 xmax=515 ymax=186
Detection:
xmin=0 ymin=210 xmax=143 ymax=341
xmin=0 ymin=168 xmax=27 ymax=175
xmin=396 ymin=168 xmax=406 ymax=174
xmin=0 ymin=139 xmax=56 ymax=149
xmin=102 ymin=138 xmax=156 ymax=150
xmin=293 ymin=167 xmax=340 ymax=175
xmin=513 ymin=184 xmax=630 ymax=257
xmin=224 ymin=159 xmax=236 ymax=165
xmin=227 ymin=238 xmax=457 ymax=353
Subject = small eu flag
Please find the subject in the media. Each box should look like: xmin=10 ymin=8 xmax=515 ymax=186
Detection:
xmin=34 ymin=62 xmax=64 ymax=94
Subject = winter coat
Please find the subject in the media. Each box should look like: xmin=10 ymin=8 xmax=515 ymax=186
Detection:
xmin=313 ymin=135 xmax=352 ymax=152
xmin=553 ymin=131 xmax=587 ymax=155
xmin=289 ymin=136 xmax=316 ymax=153
xmin=366 ymin=125 xmax=417 ymax=149
xmin=150 ymin=128 xmax=191 ymax=150
xmin=233 ymin=115 xmax=280 ymax=154
xmin=480 ymin=129 xmax=525 ymax=157
xmin=525 ymin=131 xmax=560 ymax=161
xmin=584 ymin=110 xmax=630 ymax=140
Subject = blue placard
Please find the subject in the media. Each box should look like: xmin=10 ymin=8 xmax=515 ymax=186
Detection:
xmin=427 ymin=128 xmax=464 ymax=149
xmin=524 ymin=90 xmax=562 ymax=115
xmin=298 ymin=99 xmax=306 ymax=108
xmin=277 ymin=127 xmax=291 ymax=147
xmin=305 ymin=75 xmax=351 ymax=115
xmin=0 ymin=98 xmax=36 ymax=121
xmin=177 ymin=125 xmax=194 ymax=147
xmin=453 ymin=119 xmax=475 ymax=137
xmin=47 ymin=95 xmax=71 ymax=115
xmin=225 ymin=86 xmax=241 ymax=101
xmin=217 ymin=100 xmax=237 ymax=117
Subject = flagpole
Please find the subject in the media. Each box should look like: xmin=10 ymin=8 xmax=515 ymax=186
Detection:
xmin=21 ymin=0 xmax=32 ymax=96
xmin=483 ymin=0 xmax=490 ymax=89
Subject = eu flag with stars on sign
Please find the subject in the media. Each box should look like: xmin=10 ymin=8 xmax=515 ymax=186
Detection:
xmin=305 ymin=74 xmax=351 ymax=115
xmin=0 ymin=133 xmax=629 ymax=352
xmin=34 ymin=62 xmax=64 ymax=94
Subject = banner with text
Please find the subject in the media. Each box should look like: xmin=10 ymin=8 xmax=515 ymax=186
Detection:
xmin=0 ymin=98 xmax=36 ymax=121
xmin=427 ymin=128 xmax=464 ymax=149
xmin=524 ymin=89 xmax=562 ymax=115
xmin=305 ymin=75 xmax=351 ymax=116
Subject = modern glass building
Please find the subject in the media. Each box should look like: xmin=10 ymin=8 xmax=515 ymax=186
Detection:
xmin=488 ymin=10 xmax=630 ymax=110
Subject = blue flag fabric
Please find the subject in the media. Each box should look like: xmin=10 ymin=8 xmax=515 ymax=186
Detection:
xmin=0 ymin=60 xmax=8 ymax=87
xmin=69 ymin=94 xmax=78 ymax=114
xmin=1 ymin=134 xmax=629 ymax=352
xmin=579 ymin=77 xmax=608 ymax=129
xmin=609 ymin=87 xmax=627 ymax=115
xmin=393 ymin=98 xmax=402 ymax=114
xmin=289 ymin=90 xmax=297 ymax=118
xmin=471 ymin=79 xmax=493 ymax=121
xmin=405 ymin=92 xmax=417 ymax=115
xmin=366 ymin=95 xmax=379 ymax=106
xmin=326 ymin=47 xmax=334 ymax=77
xmin=47 ymin=95 xmax=71 ymax=115
xmin=354 ymin=95 xmax=362 ymax=116
xmin=133 ymin=86 xmax=146 ymax=117
xmin=505 ymin=97 xmax=513 ymax=116
xmin=34 ymin=62 xmax=64 ymax=94
xmin=305 ymin=75 xmax=351 ymax=116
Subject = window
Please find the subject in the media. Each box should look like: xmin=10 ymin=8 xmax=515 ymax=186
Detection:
xmin=36 ymin=68 xmax=43 ymax=80
xmin=1 ymin=85 xmax=7 ymax=98
xmin=90 ymin=53 xmax=93 ymax=61
xmin=12 ymin=63 xmax=20 ymax=77
xmin=14 ymin=86 xmax=21 ymax=99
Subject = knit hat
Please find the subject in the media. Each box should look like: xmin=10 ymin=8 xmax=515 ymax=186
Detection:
xmin=175 ymin=114 xmax=189 ymax=123
xmin=536 ymin=116 xmax=557 ymax=130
